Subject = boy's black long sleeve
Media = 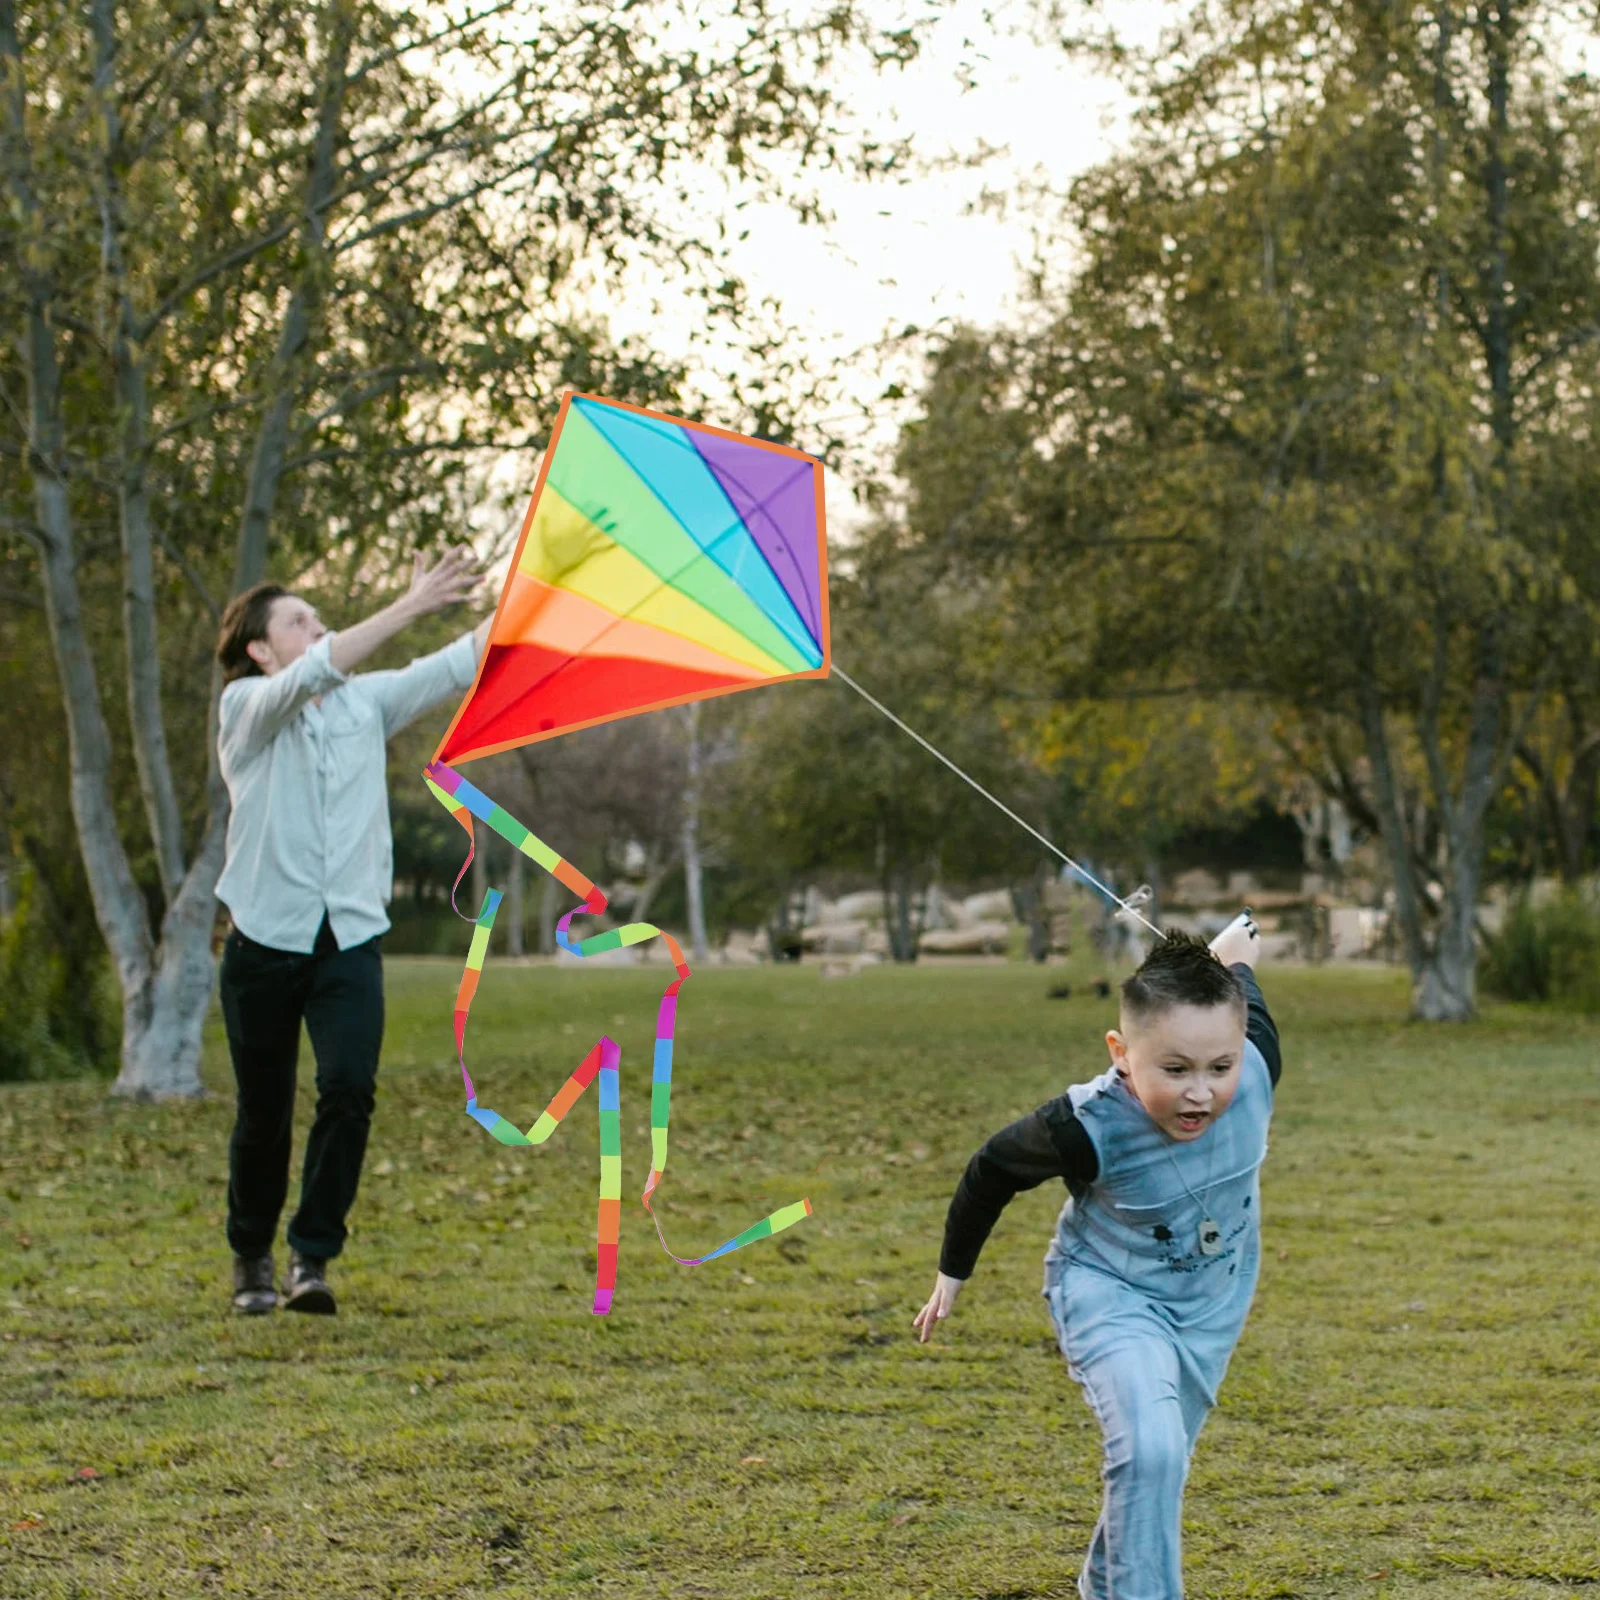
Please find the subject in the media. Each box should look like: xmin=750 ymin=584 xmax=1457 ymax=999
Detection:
xmin=936 ymin=964 xmax=1280 ymax=1281
xmin=1233 ymin=962 xmax=1281 ymax=1086
xmin=938 ymin=1096 xmax=1096 ymax=1281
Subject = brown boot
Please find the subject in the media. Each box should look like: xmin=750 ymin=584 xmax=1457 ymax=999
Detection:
xmin=282 ymin=1249 xmax=336 ymax=1315
xmin=231 ymin=1253 xmax=277 ymax=1315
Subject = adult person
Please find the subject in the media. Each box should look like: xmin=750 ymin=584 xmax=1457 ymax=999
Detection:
xmin=212 ymin=549 xmax=489 ymax=1315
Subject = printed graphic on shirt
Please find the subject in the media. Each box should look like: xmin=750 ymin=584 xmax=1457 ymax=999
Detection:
xmin=1149 ymin=1208 xmax=1252 ymax=1275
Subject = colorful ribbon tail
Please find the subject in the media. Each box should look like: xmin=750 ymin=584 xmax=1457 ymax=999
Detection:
xmin=423 ymin=760 xmax=819 ymax=1312
xmin=641 ymin=1174 xmax=813 ymax=1267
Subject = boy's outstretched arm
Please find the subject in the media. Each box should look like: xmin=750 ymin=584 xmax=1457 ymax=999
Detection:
xmin=1209 ymin=909 xmax=1281 ymax=1087
xmin=914 ymin=1097 xmax=1098 ymax=1344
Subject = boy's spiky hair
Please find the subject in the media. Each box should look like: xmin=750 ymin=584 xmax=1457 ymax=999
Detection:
xmin=1120 ymin=930 xmax=1246 ymax=1030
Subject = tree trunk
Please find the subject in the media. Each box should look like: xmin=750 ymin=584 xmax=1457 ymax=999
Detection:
xmin=114 ymin=808 xmax=230 ymax=1096
xmin=8 ymin=2 xmax=359 ymax=1098
xmin=630 ymin=850 xmax=677 ymax=930
xmin=91 ymin=0 xmax=187 ymax=902
xmin=1534 ymin=705 xmax=1600 ymax=885
xmin=507 ymin=849 xmax=524 ymax=956
xmin=471 ymin=829 xmax=489 ymax=920
xmin=1026 ymin=863 xmax=1050 ymax=962
xmin=538 ymin=871 xmax=558 ymax=955
xmin=3 ymin=7 xmax=173 ymax=1083
xmin=880 ymin=860 xmax=919 ymax=963
xmin=1406 ymin=1 xmax=1519 ymax=1021
xmin=1558 ymin=744 xmax=1600 ymax=885
xmin=682 ymin=703 xmax=709 ymax=961
xmin=233 ymin=11 xmax=352 ymax=589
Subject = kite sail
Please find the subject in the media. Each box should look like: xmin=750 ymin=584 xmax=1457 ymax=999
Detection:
xmin=426 ymin=391 xmax=828 ymax=1315
xmin=435 ymin=391 xmax=829 ymax=762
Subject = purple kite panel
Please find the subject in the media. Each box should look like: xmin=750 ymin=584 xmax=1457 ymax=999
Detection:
xmin=686 ymin=433 xmax=823 ymax=644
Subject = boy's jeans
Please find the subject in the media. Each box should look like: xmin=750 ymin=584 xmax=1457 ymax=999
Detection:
xmin=1047 ymin=1269 xmax=1213 ymax=1600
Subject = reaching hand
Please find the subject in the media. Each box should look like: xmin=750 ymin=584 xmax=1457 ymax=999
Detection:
xmin=1209 ymin=909 xmax=1261 ymax=969
xmin=406 ymin=547 xmax=484 ymax=617
xmin=912 ymin=1272 xmax=965 ymax=1344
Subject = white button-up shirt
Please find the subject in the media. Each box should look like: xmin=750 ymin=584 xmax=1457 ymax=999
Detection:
xmin=215 ymin=630 xmax=479 ymax=952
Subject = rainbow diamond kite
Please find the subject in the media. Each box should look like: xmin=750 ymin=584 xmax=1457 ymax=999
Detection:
xmin=436 ymin=391 xmax=830 ymax=763
xmin=426 ymin=391 xmax=829 ymax=1314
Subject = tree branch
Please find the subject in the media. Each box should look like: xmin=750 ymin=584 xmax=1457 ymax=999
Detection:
xmin=1519 ymin=324 xmax=1600 ymax=393
xmin=123 ymin=12 xmax=210 ymax=111
xmin=282 ymin=435 xmax=535 ymax=474
xmin=231 ymin=2 xmax=356 ymax=592
xmin=0 ymin=0 xmax=157 ymax=1023
xmin=329 ymin=125 xmax=595 ymax=257
xmin=292 ymin=360 xmax=446 ymax=431
xmin=343 ymin=0 xmax=520 ymax=89
xmin=0 ymin=511 xmax=46 ymax=547
xmin=137 ymin=214 xmax=299 ymax=340
xmin=152 ymin=518 xmax=221 ymax=622
xmin=1416 ymin=604 xmax=1457 ymax=844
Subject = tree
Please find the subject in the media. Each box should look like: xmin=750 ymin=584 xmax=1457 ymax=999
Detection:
xmin=902 ymin=0 xmax=1600 ymax=1017
xmin=1 ymin=0 xmax=921 ymax=1091
xmin=712 ymin=530 xmax=1059 ymax=960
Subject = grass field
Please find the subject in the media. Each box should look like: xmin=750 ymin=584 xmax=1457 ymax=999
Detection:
xmin=3 ymin=955 xmax=1598 ymax=1599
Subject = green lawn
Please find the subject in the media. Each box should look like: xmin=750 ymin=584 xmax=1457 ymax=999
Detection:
xmin=3 ymin=956 xmax=1598 ymax=1599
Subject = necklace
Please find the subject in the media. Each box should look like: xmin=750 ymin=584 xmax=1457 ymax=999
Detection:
xmin=1165 ymin=1145 xmax=1223 ymax=1257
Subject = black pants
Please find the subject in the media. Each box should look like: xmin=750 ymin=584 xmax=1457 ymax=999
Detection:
xmin=219 ymin=915 xmax=384 ymax=1262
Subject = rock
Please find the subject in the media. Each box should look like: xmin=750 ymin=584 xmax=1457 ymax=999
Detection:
xmin=1171 ymin=868 xmax=1224 ymax=907
xmin=799 ymin=921 xmax=868 ymax=955
xmin=832 ymin=890 xmax=884 ymax=922
xmin=1327 ymin=906 xmax=1387 ymax=958
xmin=720 ymin=930 xmax=768 ymax=965
xmin=918 ymin=921 xmax=1011 ymax=956
xmin=961 ymin=889 xmax=1017 ymax=924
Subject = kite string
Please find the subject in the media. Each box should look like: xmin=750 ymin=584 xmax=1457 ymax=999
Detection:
xmin=829 ymin=664 xmax=1165 ymax=940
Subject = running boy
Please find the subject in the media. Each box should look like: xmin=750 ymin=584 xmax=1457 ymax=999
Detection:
xmin=913 ymin=916 xmax=1279 ymax=1599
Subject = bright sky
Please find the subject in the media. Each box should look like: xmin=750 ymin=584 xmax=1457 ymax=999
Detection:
xmin=601 ymin=1 xmax=1172 ymax=513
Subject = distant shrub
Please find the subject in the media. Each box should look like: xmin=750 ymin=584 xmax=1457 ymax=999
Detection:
xmin=382 ymin=898 xmax=478 ymax=957
xmin=1480 ymin=888 xmax=1600 ymax=1012
xmin=0 ymin=866 xmax=120 ymax=1081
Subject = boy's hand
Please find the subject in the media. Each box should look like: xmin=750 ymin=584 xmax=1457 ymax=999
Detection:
xmin=912 ymin=1272 xmax=965 ymax=1344
xmin=1209 ymin=909 xmax=1261 ymax=969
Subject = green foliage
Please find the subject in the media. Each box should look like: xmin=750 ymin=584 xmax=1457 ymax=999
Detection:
xmin=710 ymin=533 xmax=1055 ymax=955
xmin=3 ymin=961 xmax=1600 ymax=1593
xmin=0 ymin=865 xmax=119 ymax=1083
xmin=888 ymin=0 xmax=1600 ymax=1009
xmin=1 ymin=0 xmax=929 ymax=1083
xmin=1480 ymin=888 xmax=1600 ymax=1012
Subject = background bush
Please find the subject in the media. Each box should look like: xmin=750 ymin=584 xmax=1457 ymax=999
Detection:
xmin=1480 ymin=888 xmax=1600 ymax=1012
xmin=0 ymin=866 xmax=120 ymax=1082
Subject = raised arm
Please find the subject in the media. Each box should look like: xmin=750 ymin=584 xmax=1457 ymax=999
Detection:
xmin=1232 ymin=965 xmax=1281 ymax=1086
xmin=364 ymin=629 xmax=484 ymax=739
xmin=327 ymin=547 xmax=484 ymax=677
xmin=914 ymin=1095 xmax=1097 ymax=1344
xmin=1209 ymin=909 xmax=1280 ymax=1086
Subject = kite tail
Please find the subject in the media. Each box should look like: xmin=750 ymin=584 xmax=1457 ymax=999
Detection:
xmin=424 ymin=760 xmax=811 ymax=1312
xmin=457 ymin=1033 xmax=620 ymax=1315
xmin=628 ymin=953 xmax=813 ymax=1265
